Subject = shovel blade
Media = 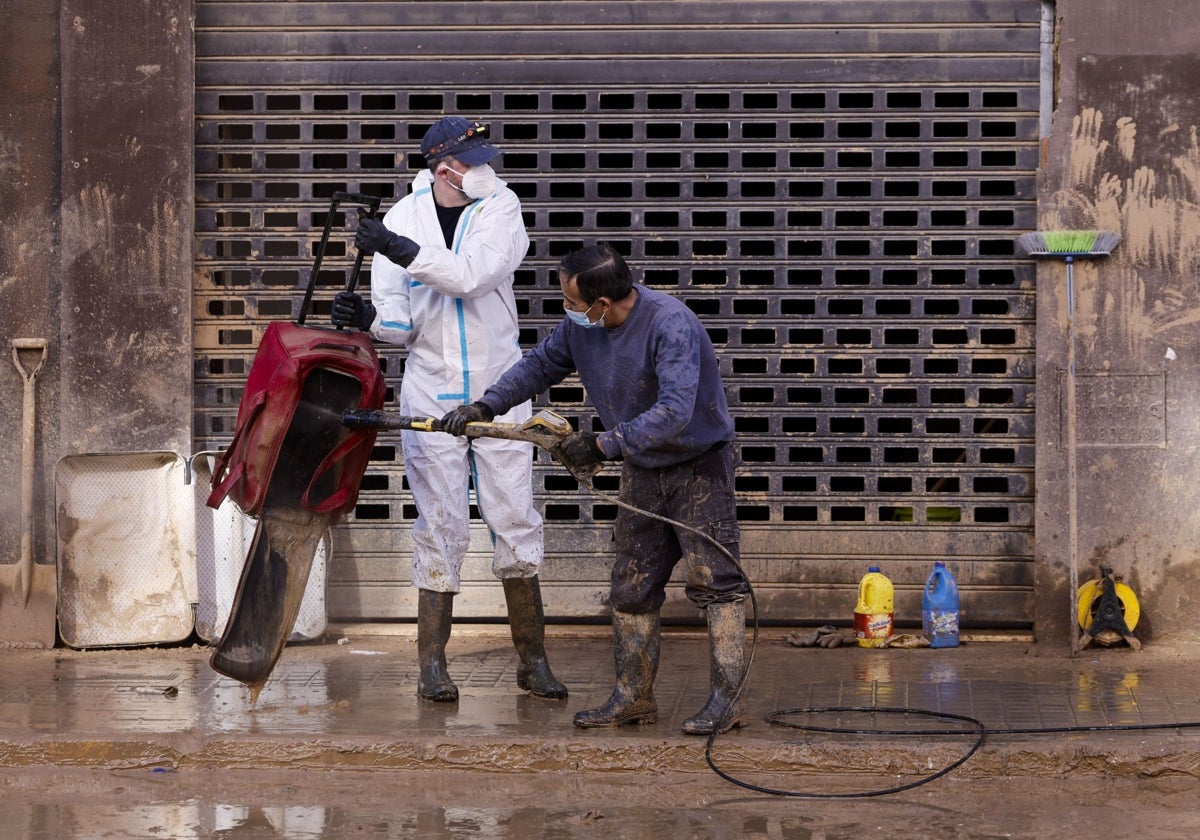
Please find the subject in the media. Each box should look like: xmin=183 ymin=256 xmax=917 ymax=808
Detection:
xmin=0 ymin=563 xmax=57 ymax=648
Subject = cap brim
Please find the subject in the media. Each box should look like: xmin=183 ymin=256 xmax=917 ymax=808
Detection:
xmin=452 ymin=142 xmax=501 ymax=167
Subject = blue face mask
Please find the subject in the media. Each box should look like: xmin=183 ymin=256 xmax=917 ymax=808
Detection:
xmin=566 ymin=300 xmax=605 ymax=328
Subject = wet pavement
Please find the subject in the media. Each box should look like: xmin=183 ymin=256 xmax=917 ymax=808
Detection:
xmin=2 ymin=624 xmax=1199 ymax=783
xmin=4 ymin=626 xmax=1200 ymax=838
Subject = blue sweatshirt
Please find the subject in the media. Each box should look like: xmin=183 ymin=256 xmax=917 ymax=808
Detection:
xmin=479 ymin=284 xmax=734 ymax=469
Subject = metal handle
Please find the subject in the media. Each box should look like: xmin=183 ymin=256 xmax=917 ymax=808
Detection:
xmin=11 ymin=339 xmax=48 ymax=604
xmin=298 ymin=193 xmax=382 ymax=326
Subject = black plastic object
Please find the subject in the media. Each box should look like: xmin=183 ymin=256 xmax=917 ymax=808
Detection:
xmin=210 ymin=368 xmax=364 ymax=696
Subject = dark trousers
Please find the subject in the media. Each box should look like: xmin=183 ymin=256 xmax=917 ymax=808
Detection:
xmin=609 ymin=444 xmax=748 ymax=613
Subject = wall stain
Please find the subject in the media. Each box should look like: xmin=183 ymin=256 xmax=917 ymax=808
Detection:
xmin=1047 ymin=106 xmax=1200 ymax=358
xmin=61 ymin=182 xmax=118 ymax=274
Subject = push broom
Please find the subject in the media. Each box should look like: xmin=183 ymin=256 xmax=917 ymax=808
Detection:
xmin=1017 ymin=230 xmax=1121 ymax=653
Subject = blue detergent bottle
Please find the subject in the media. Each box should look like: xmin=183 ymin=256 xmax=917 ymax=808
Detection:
xmin=922 ymin=561 xmax=960 ymax=648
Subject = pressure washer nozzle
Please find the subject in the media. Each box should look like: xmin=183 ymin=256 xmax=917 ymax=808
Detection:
xmin=342 ymin=409 xmax=387 ymax=429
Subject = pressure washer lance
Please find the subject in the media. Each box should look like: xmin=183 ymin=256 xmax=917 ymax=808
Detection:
xmin=341 ymin=408 xmax=602 ymax=476
xmin=340 ymin=406 xmax=758 ymax=736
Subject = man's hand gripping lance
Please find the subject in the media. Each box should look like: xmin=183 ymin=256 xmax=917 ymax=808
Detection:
xmin=342 ymin=408 xmax=603 ymax=478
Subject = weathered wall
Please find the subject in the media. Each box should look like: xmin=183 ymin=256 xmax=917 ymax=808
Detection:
xmin=1037 ymin=1 xmax=1200 ymax=644
xmin=0 ymin=0 xmax=61 ymax=568
xmin=59 ymin=1 xmax=195 ymax=456
xmin=0 ymin=0 xmax=194 ymax=574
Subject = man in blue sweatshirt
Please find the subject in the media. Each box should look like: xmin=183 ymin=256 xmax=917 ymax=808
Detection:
xmin=441 ymin=243 xmax=750 ymax=735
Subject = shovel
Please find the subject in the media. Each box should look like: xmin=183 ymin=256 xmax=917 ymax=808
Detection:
xmin=0 ymin=339 xmax=57 ymax=647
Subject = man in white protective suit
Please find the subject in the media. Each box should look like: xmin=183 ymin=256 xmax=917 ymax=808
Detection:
xmin=330 ymin=116 xmax=566 ymax=703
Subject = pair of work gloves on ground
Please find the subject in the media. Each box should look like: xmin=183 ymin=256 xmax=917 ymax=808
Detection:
xmin=784 ymin=627 xmax=931 ymax=649
xmin=786 ymin=626 xmax=849 ymax=648
xmin=440 ymin=403 xmax=613 ymax=478
xmin=330 ymin=219 xmax=421 ymax=331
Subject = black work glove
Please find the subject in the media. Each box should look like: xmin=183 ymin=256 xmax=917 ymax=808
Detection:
xmin=355 ymin=218 xmax=420 ymax=267
xmin=554 ymin=431 xmax=605 ymax=477
xmin=331 ymin=291 xmax=377 ymax=331
xmin=440 ymin=402 xmax=495 ymax=436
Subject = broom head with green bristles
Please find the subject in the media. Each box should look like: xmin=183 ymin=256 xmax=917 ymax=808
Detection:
xmin=1017 ymin=230 xmax=1121 ymax=257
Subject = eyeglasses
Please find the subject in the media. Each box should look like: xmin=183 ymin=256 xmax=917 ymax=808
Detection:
xmin=562 ymin=295 xmax=592 ymax=313
xmin=425 ymin=121 xmax=489 ymax=159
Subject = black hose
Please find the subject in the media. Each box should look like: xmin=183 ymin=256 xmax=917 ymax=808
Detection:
xmin=707 ymin=707 xmax=1200 ymax=799
xmin=709 ymin=706 xmax=986 ymax=798
xmin=771 ymin=713 xmax=1200 ymax=738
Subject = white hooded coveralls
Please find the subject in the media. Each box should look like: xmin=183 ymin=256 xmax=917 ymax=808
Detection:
xmin=366 ymin=168 xmax=542 ymax=592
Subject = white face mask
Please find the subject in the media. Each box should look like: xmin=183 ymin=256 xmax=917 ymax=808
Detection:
xmin=443 ymin=163 xmax=497 ymax=199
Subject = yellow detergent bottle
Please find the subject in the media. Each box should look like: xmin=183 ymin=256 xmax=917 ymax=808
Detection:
xmin=854 ymin=566 xmax=894 ymax=648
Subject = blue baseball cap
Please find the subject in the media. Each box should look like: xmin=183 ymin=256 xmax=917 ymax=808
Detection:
xmin=420 ymin=117 xmax=500 ymax=166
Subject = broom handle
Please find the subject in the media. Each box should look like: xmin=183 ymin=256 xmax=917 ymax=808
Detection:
xmin=1065 ymin=256 xmax=1080 ymax=655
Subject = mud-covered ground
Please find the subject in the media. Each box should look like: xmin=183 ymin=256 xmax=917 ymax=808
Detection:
xmin=1 ymin=766 xmax=1198 ymax=839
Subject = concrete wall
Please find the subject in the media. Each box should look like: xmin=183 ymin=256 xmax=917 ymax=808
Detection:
xmin=1036 ymin=0 xmax=1200 ymax=644
xmin=0 ymin=0 xmax=194 ymax=571
xmin=59 ymin=2 xmax=195 ymax=454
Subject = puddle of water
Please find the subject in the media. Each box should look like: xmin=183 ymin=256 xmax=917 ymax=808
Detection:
xmin=0 ymin=799 xmax=1040 ymax=840
xmin=6 ymin=769 xmax=1200 ymax=840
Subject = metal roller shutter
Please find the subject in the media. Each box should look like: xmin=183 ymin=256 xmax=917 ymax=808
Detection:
xmin=194 ymin=1 xmax=1041 ymax=626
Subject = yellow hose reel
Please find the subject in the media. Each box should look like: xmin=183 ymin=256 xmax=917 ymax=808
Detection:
xmin=1076 ymin=574 xmax=1140 ymax=646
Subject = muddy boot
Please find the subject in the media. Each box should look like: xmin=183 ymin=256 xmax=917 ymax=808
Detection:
xmin=682 ymin=600 xmax=749 ymax=735
xmin=417 ymin=589 xmax=458 ymax=702
xmin=502 ymin=576 xmax=569 ymax=699
xmin=573 ymin=610 xmax=660 ymax=728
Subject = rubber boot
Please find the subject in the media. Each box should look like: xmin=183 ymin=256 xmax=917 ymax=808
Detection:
xmin=573 ymin=610 xmax=660 ymax=728
xmin=417 ymin=589 xmax=459 ymax=702
xmin=502 ymin=576 xmax=569 ymax=699
xmin=682 ymin=600 xmax=749 ymax=735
